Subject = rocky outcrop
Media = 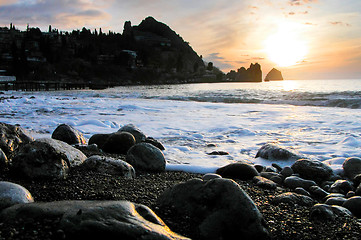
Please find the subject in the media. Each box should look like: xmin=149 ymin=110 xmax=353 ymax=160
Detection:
xmin=0 ymin=200 xmax=189 ymax=240
xmin=226 ymin=63 xmax=262 ymax=82
xmin=157 ymin=178 xmax=270 ymax=240
xmin=11 ymin=138 xmax=87 ymax=179
xmin=264 ymin=68 xmax=283 ymax=81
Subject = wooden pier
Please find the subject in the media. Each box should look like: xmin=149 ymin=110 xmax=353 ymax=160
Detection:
xmin=0 ymin=81 xmax=111 ymax=91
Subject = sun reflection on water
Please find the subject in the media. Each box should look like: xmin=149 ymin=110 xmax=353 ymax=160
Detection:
xmin=282 ymin=80 xmax=299 ymax=91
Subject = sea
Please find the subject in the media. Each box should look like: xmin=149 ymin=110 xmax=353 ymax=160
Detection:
xmin=1 ymin=79 xmax=361 ymax=174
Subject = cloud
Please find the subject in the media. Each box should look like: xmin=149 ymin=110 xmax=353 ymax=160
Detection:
xmin=289 ymin=0 xmax=318 ymax=6
xmin=329 ymin=21 xmax=351 ymax=27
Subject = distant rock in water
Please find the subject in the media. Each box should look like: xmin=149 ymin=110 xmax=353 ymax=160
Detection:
xmin=226 ymin=63 xmax=262 ymax=82
xmin=264 ymin=68 xmax=283 ymax=81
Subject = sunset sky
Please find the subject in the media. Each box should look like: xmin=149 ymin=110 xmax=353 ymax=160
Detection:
xmin=0 ymin=0 xmax=360 ymax=80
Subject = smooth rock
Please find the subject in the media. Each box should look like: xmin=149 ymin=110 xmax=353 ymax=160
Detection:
xmin=280 ymin=166 xmax=293 ymax=178
xmin=255 ymin=143 xmax=301 ymax=161
xmin=284 ymin=176 xmax=317 ymax=190
xmin=294 ymin=187 xmax=311 ymax=197
xmin=0 ymin=200 xmax=189 ymax=240
xmin=309 ymin=186 xmax=329 ymax=199
xmin=271 ymin=163 xmax=283 ymax=172
xmin=260 ymin=172 xmax=282 ymax=180
xmin=126 ymin=143 xmax=165 ymax=172
xmin=324 ymin=197 xmax=347 ymax=206
xmin=0 ymin=181 xmax=34 ymax=211
xmin=272 ymin=192 xmax=315 ymax=206
xmin=202 ymin=173 xmax=222 ymax=181
xmin=102 ymin=132 xmax=136 ymax=154
xmin=118 ymin=124 xmax=146 ymax=143
xmin=11 ymin=138 xmax=87 ymax=179
xmin=88 ymin=133 xmax=110 ymax=149
xmin=291 ymin=159 xmax=333 ymax=182
xmin=216 ymin=162 xmax=259 ymax=181
xmin=253 ymin=176 xmax=277 ymax=189
xmin=0 ymin=148 xmax=8 ymax=168
xmin=342 ymin=196 xmax=361 ymax=218
xmin=157 ymin=178 xmax=270 ymax=240
xmin=144 ymin=137 xmax=165 ymax=150
xmin=0 ymin=122 xmax=33 ymax=156
xmin=356 ymin=184 xmax=361 ymax=196
xmin=51 ymin=124 xmax=87 ymax=145
xmin=329 ymin=180 xmax=354 ymax=195
xmin=324 ymin=193 xmax=345 ymax=201
xmin=310 ymin=204 xmax=352 ymax=221
xmin=343 ymin=157 xmax=361 ymax=180
xmin=81 ymin=155 xmax=135 ymax=179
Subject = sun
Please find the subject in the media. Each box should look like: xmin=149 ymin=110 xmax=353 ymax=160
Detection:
xmin=264 ymin=23 xmax=308 ymax=67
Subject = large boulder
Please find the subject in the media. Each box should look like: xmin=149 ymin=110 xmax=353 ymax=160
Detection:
xmin=0 ymin=200 xmax=189 ymax=240
xmin=0 ymin=122 xmax=33 ymax=156
xmin=0 ymin=181 xmax=34 ymax=211
xmin=291 ymin=159 xmax=333 ymax=182
xmin=255 ymin=143 xmax=301 ymax=161
xmin=102 ymin=132 xmax=136 ymax=154
xmin=342 ymin=196 xmax=361 ymax=218
xmin=126 ymin=143 xmax=166 ymax=172
xmin=11 ymin=138 xmax=87 ymax=179
xmin=88 ymin=133 xmax=110 ymax=149
xmin=216 ymin=162 xmax=259 ymax=181
xmin=51 ymin=124 xmax=87 ymax=145
xmin=157 ymin=178 xmax=270 ymax=240
xmin=343 ymin=157 xmax=361 ymax=180
xmin=118 ymin=124 xmax=146 ymax=143
xmin=81 ymin=155 xmax=135 ymax=179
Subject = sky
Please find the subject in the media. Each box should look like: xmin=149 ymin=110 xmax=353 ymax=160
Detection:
xmin=0 ymin=0 xmax=361 ymax=80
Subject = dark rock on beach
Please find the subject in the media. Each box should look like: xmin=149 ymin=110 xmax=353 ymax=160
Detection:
xmin=102 ymin=132 xmax=136 ymax=154
xmin=0 ymin=122 xmax=33 ymax=157
xmin=255 ymin=143 xmax=301 ymax=161
xmin=272 ymin=192 xmax=315 ymax=207
xmin=291 ymin=159 xmax=333 ymax=182
xmin=343 ymin=157 xmax=361 ymax=180
xmin=0 ymin=200 xmax=189 ymax=240
xmin=118 ymin=124 xmax=146 ymax=143
xmin=51 ymin=124 xmax=87 ymax=145
xmin=216 ymin=162 xmax=260 ymax=181
xmin=88 ymin=133 xmax=110 ymax=149
xmin=342 ymin=196 xmax=361 ymax=218
xmin=0 ymin=148 xmax=7 ymax=168
xmin=126 ymin=142 xmax=166 ymax=172
xmin=157 ymin=178 xmax=270 ymax=240
xmin=310 ymin=204 xmax=352 ymax=221
xmin=11 ymin=138 xmax=87 ymax=179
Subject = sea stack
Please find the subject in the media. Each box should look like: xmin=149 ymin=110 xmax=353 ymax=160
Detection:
xmin=265 ymin=68 xmax=283 ymax=81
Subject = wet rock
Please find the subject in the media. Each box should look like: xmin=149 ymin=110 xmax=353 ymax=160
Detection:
xmin=342 ymin=196 xmax=361 ymax=218
xmin=216 ymin=162 xmax=260 ymax=181
xmin=0 ymin=122 xmax=33 ymax=156
xmin=202 ymin=173 xmax=222 ymax=181
xmin=157 ymin=178 xmax=270 ymax=240
xmin=144 ymin=137 xmax=165 ymax=150
xmin=343 ymin=157 xmax=361 ymax=180
xmin=118 ymin=124 xmax=146 ymax=143
xmin=102 ymin=132 xmax=136 ymax=154
xmin=356 ymin=184 xmax=361 ymax=196
xmin=324 ymin=197 xmax=347 ymax=206
xmin=11 ymin=138 xmax=87 ymax=179
xmin=271 ymin=163 xmax=282 ymax=172
xmin=329 ymin=180 xmax=354 ymax=195
xmin=280 ymin=166 xmax=293 ymax=178
xmin=310 ymin=204 xmax=352 ymax=221
xmin=88 ymin=133 xmax=110 ymax=149
xmin=272 ymin=192 xmax=315 ymax=206
xmin=253 ymin=176 xmax=277 ymax=189
xmin=309 ymin=186 xmax=329 ymax=199
xmin=0 ymin=181 xmax=34 ymax=211
xmin=0 ymin=148 xmax=8 ymax=168
xmin=294 ymin=187 xmax=311 ymax=197
xmin=284 ymin=176 xmax=317 ymax=190
xmin=291 ymin=159 xmax=333 ymax=182
xmin=126 ymin=143 xmax=165 ymax=172
xmin=207 ymin=150 xmax=229 ymax=156
xmin=324 ymin=193 xmax=345 ymax=201
xmin=81 ymin=155 xmax=135 ymax=179
xmin=0 ymin=200 xmax=189 ymax=240
xmin=51 ymin=124 xmax=87 ymax=145
xmin=255 ymin=143 xmax=301 ymax=161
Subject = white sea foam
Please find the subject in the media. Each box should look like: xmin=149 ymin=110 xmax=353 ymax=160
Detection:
xmin=1 ymin=80 xmax=361 ymax=174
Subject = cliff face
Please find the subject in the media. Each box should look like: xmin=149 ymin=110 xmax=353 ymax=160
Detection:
xmin=265 ymin=68 xmax=283 ymax=81
xmin=226 ymin=63 xmax=262 ymax=82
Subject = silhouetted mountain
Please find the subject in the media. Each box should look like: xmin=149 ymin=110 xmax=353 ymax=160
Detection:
xmin=226 ymin=63 xmax=262 ymax=82
xmin=265 ymin=68 xmax=283 ymax=81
